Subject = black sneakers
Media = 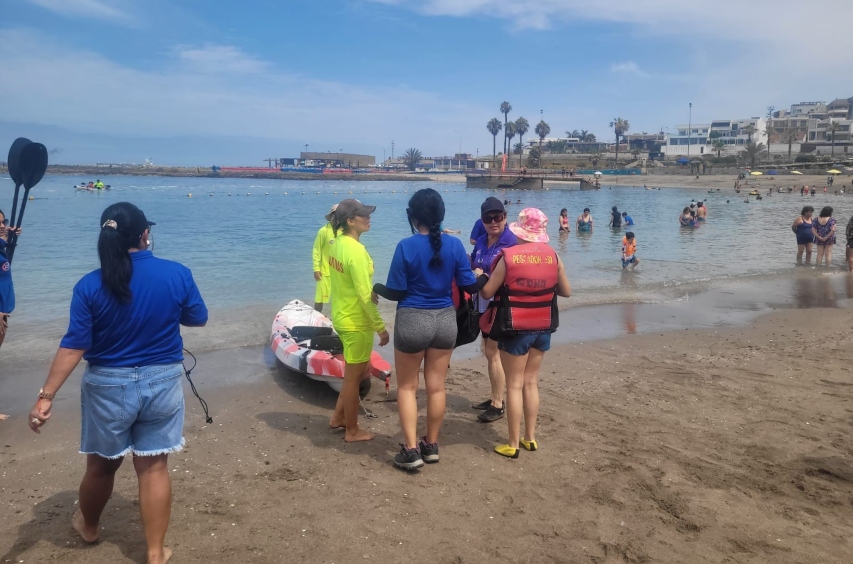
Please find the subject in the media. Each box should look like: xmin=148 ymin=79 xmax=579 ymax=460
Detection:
xmin=477 ymin=404 xmax=505 ymax=423
xmin=393 ymin=444 xmax=424 ymax=471
xmin=418 ymin=437 xmax=439 ymax=463
xmin=471 ymin=399 xmax=492 ymax=410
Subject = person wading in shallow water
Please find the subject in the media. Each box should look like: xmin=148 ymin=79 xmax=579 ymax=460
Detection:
xmin=312 ymin=204 xmax=339 ymax=313
xmin=28 ymin=202 xmax=208 ymax=564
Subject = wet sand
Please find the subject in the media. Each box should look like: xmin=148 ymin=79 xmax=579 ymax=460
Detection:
xmin=2 ymin=276 xmax=853 ymax=563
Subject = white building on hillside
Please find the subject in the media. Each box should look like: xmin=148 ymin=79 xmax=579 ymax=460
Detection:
xmin=663 ymin=118 xmax=767 ymax=157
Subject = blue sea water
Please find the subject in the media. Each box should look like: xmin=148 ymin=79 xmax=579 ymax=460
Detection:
xmin=2 ymin=173 xmax=851 ymax=361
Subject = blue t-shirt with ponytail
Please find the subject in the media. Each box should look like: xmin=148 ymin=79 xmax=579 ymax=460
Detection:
xmin=385 ymin=233 xmax=476 ymax=309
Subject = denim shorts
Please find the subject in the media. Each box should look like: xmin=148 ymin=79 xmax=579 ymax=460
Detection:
xmin=80 ymin=363 xmax=186 ymax=459
xmin=498 ymin=331 xmax=552 ymax=356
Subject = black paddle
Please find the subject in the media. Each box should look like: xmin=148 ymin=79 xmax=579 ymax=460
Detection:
xmin=6 ymin=137 xmax=32 ymax=237
xmin=6 ymin=142 xmax=48 ymax=262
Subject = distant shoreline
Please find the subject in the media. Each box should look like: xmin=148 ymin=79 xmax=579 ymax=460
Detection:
xmin=0 ymin=164 xmax=433 ymax=182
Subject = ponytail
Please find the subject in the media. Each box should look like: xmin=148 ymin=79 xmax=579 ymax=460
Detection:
xmin=406 ymin=188 xmax=446 ymax=269
xmin=428 ymin=222 xmax=443 ymax=268
xmin=97 ymin=202 xmax=149 ymax=303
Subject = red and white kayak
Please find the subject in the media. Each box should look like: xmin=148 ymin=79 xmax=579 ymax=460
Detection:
xmin=270 ymin=300 xmax=392 ymax=393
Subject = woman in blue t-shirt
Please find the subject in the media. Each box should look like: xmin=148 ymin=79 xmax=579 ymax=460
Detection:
xmin=28 ymin=202 xmax=207 ymax=564
xmin=375 ymin=188 xmax=486 ymax=470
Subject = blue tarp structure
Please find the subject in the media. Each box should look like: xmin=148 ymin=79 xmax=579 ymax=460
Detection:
xmin=676 ymin=157 xmax=690 ymax=164
xmin=767 ymin=170 xmax=778 ymax=175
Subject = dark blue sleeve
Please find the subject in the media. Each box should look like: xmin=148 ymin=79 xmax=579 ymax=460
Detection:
xmin=453 ymin=240 xmax=477 ymax=287
xmin=385 ymin=241 xmax=408 ymax=292
xmin=59 ymin=280 xmax=93 ymax=350
xmin=180 ymin=269 xmax=208 ymax=326
xmin=469 ymin=219 xmax=485 ymax=242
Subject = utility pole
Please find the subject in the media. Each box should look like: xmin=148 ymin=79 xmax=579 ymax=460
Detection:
xmin=391 ymin=140 xmax=395 ymax=160
xmin=687 ymin=103 xmax=692 ymax=157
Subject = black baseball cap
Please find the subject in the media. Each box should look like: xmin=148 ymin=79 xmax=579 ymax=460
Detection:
xmin=481 ymin=197 xmax=505 ymax=216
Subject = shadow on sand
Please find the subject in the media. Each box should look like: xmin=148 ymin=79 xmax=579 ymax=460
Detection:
xmin=1 ymin=489 xmax=145 ymax=563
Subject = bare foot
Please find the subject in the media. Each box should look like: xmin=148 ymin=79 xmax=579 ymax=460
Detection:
xmin=0 ymin=414 xmax=9 ymax=421
xmin=72 ymin=508 xmax=99 ymax=543
xmin=148 ymin=546 xmax=173 ymax=564
xmin=329 ymin=417 xmax=345 ymax=430
xmin=344 ymin=427 xmax=376 ymax=442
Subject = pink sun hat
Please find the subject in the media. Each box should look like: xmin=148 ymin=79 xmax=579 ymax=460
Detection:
xmin=509 ymin=208 xmax=549 ymax=243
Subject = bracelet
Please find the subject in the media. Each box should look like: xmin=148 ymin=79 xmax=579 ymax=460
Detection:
xmin=38 ymin=388 xmax=55 ymax=400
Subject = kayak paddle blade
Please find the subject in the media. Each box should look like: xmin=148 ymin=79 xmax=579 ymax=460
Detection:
xmin=19 ymin=142 xmax=48 ymax=190
xmin=7 ymin=137 xmax=32 ymax=187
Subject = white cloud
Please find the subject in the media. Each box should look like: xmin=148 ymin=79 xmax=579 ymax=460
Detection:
xmin=0 ymin=29 xmax=487 ymax=156
xmin=25 ymin=0 xmax=130 ymax=21
xmin=609 ymin=61 xmax=650 ymax=79
xmin=369 ymin=0 xmax=852 ymax=56
xmin=177 ymin=45 xmax=270 ymax=74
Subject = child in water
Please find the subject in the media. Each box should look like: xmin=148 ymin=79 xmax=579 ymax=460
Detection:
xmin=622 ymin=232 xmax=639 ymax=269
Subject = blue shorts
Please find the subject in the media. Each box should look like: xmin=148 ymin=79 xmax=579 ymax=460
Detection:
xmin=498 ymin=331 xmax=551 ymax=356
xmin=622 ymin=256 xmax=637 ymax=268
xmin=80 ymin=363 xmax=186 ymax=459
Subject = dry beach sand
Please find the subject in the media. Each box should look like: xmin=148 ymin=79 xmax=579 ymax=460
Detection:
xmin=2 ymin=305 xmax=853 ymax=563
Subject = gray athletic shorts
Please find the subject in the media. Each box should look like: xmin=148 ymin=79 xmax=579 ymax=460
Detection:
xmin=394 ymin=306 xmax=457 ymax=353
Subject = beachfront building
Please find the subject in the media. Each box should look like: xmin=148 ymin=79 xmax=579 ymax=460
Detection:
xmin=805 ymin=118 xmax=853 ymax=156
xmin=299 ymin=151 xmax=376 ymax=168
xmin=433 ymin=154 xmax=476 ymax=170
xmin=662 ymin=118 xmax=767 ymax=157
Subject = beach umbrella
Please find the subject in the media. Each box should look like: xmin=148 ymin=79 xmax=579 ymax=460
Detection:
xmin=676 ymin=157 xmax=690 ymax=164
xmin=791 ymin=170 xmax=803 ymax=175
xmin=767 ymin=170 xmax=778 ymax=175
xmin=593 ymin=171 xmax=603 ymax=176
xmin=827 ymin=169 xmax=842 ymax=174
xmin=750 ymin=171 xmax=763 ymax=176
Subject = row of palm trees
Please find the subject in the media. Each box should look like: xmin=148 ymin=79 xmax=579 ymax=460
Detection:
xmin=486 ymin=104 xmax=632 ymax=168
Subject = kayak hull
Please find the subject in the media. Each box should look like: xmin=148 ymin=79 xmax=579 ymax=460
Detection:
xmin=270 ymin=299 xmax=391 ymax=393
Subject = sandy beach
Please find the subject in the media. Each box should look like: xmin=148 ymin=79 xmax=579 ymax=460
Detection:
xmin=2 ymin=304 xmax=853 ymax=564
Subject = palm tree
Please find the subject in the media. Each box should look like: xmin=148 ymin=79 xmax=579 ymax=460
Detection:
xmin=513 ymin=141 xmax=523 ymax=155
xmin=403 ymin=148 xmax=422 ymax=171
xmin=741 ymin=141 xmax=767 ymax=168
xmin=504 ymin=122 xmax=517 ymax=168
xmin=712 ymin=139 xmax=726 ymax=158
xmin=515 ymin=117 xmax=529 ymax=169
xmin=579 ymin=129 xmax=589 ymax=142
xmin=535 ymin=120 xmax=551 ymax=168
xmin=487 ymin=118 xmax=502 ymax=167
xmin=828 ymin=120 xmax=841 ymax=156
xmin=500 ymin=101 xmax=512 ymax=154
xmin=586 ymin=132 xmax=597 ymax=142
xmin=742 ymin=124 xmax=756 ymax=142
xmin=527 ymin=146 xmax=541 ymax=167
xmin=566 ymin=129 xmax=581 ymax=139
xmin=782 ymin=129 xmax=801 ymax=161
xmin=610 ymin=117 xmax=630 ymax=166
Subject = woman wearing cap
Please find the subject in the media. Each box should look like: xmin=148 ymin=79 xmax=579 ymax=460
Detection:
xmin=374 ymin=188 xmax=488 ymax=469
xmin=478 ymin=208 xmax=571 ymax=458
xmin=576 ymin=208 xmax=593 ymax=232
xmin=328 ymin=199 xmax=390 ymax=442
xmin=312 ymin=204 xmax=339 ymax=312
xmin=470 ymin=196 xmax=517 ymax=423
xmin=27 ymin=202 xmax=208 ymax=564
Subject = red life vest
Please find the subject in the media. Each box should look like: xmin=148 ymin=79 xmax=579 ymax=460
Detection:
xmin=493 ymin=243 xmax=559 ymax=335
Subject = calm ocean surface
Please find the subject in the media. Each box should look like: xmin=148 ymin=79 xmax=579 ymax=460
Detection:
xmin=2 ymin=173 xmax=851 ymax=361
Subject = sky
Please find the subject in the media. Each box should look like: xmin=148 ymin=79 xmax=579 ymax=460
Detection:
xmin=2 ymin=0 xmax=852 ymax=166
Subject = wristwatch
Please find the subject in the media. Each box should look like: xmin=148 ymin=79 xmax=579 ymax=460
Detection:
xmin=38 ymin=388 xmax=55 ymax=400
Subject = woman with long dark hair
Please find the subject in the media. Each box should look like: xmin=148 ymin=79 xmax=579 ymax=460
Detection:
xmin=28 ymin=202 xmax=207 ymax=564
xmin=374 ymin=188 xmax=487 ymax=470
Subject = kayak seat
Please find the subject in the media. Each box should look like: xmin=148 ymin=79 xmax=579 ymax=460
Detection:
xmin=290 ymin=326 xmax=334 ymax=341
xmin=307 ymin=334 xmax=344 ymax=355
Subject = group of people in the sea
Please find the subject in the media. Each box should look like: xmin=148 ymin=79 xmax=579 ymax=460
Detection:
xmin=679 ymin=199 xmax=708 ymax=227
xmin=792 ymin=205 xmax=853 ymax=270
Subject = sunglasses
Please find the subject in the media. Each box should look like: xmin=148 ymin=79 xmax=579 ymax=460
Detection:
xmin=482 ymin=213 xmax=505 ymax=224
